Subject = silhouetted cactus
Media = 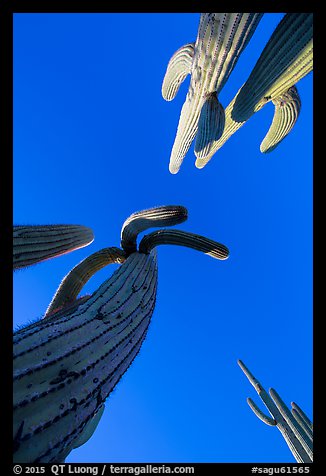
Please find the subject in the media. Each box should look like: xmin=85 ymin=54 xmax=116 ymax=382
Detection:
xmin=13 ymin=205 xmax=229 ymax=463
xmin=238 ymin=359 xmax=313 ymax=463
xmin=13 ymin=225 xmax=94 ymax=270
xmin=162 ymin=13 xmax=263 ymax=174
xmin=196 ymin=13 xmax=313 ymax=168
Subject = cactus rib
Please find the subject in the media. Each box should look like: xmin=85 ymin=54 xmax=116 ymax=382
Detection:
xmin=14 ymin=205 xmax=229 ymax=463
xmin=13 ymin=225 xmax=94 ymax=270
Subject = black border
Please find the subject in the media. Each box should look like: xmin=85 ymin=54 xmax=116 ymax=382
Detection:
xmin=4 ymin=3 xmax=318 ymax=472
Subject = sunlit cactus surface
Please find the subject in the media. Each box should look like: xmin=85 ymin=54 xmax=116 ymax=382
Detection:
xmin=162 ymin=12 xmax=313 ymax=173
xmin=162 ymin=13 xmax=263 ymax=174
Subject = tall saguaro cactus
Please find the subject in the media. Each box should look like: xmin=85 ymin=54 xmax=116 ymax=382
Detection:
xmin=13 ymin=225 xmax=94 ymax=270
xmin=162 ymin=13 xmax=263 ymax=174
xmin=196 ymin=13 xmax=313 ymax=169
xmin=13 ymin=205 xmax=229 ymax=463
xmin=238 ymin=359 xmax=313 ymax=463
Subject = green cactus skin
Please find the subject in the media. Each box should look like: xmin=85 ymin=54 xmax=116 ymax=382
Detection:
xmin=13 ymin=206 xmax=229 ymax=463
xmin=162 ymin=13 xmax=263 ymax=174
xmin=259 ymin=85 xmax=301 ymax=153
xmin=238 ymin=359 xmax=313 ymax=463
xmin=13 ymin=225 xmax=94 ymax=270
xmin=196 ymin=13 xmax=313 ymax=168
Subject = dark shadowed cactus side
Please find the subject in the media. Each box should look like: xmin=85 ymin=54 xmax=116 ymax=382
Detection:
xmin=196 ymin=13 xmax=313 ymax=169
xmin=13 ymin=205 xmax=229 ymax=463
xmin=13 ymin=225 xmax=94 ymax=270
xmin=162 ymin=13 xmax=263 ymax=174
xmin=238 ymin=360 xmax=313 ymax=462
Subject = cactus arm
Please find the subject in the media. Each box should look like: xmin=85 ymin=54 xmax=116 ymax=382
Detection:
xmin=246 ymin=397 xmax=276 ymax=426
xmin=71 ymin=404 xmax=105 ymax=450
xmin=260 ymin=85 xmax=301 ymax=153
xmin=44 ymin=247 xmax=127 ymax=318
xmin=162 ymin=43 xmax=195 ymax=101
xmin=270 ymin=388 xmax=313 ymax=459
xmin=196 ymin=13 xmax=313 ymax=168
xmin=13 ymin=251 xmax=158 ymax=463
xmin=120 ymin=205 xmax=188 ymax=254
xmin=291 ymin=401 xmax=313 ymax=432
xmin=166 ymin=13 xmax=263 ymax=174
xmin=139 ymin=229 xmax=229 ymax=260
xmin=194 ymin=93 xmax=225 ymax=159
xmin=13 ymin=225 xmax=94 ymax=270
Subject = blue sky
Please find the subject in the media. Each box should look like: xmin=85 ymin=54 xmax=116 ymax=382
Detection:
xmin=13 ymin=13 xmax=313 ymax=463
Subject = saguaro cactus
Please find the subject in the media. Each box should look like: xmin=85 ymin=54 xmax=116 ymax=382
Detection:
xmin=196 ymin=13 xmax=313 ymax=168
xmin=162 ymin=13 xmax=263 ymax=174
xmin=13 ymin=205 xmax=229 ymax=463
xmin=13 ymin=225 xmax=94 ymax=270
xmin=238 ymin=359 xmax=313 ymax=463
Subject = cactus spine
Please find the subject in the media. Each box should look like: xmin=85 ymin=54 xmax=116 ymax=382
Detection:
xmin=238 ymin=359 xmax=313 ymax=463
xmin=13 ymin=225 xmax=94 ymax=270
xmin=162 ymin=13 xmax=263 ymax=174
xmin=196 ymin=13 xmax=313 ymax=168
xmin=13 ymin=206 xmax=229 ymax=463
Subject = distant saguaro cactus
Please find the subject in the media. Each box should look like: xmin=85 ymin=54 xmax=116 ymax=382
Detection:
xmin=162 ymin=13 xmax=263 ymax=174
xmin=196 ymin=13 xmax=313 ymax=169
xmin=13 ymin=225 xmax=94 ymax=270
xmin=238 ymin=359 xmax=313 ymax=463
xmin=13 ymin=205 xmax=229 ymax=463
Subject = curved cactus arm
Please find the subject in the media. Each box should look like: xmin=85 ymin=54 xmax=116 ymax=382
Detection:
xmin=71 ymin=404 xmax=105 ymax=450
xmin=162 ymin=43 xmax=195 ymax=101
xmin=270 ymin=388 xmax=313 ymax=459
xmin=196 ymin=13 xmax=313 ymax=168
xmin=139 ymin=229 xmax=229 ymax=260
xmin=13 ymin=225 xmax=94 ymax=270
xmin=194 ymin=93 xmax=225 ymax=159
xmin=291 ymin=401 xmax=313 ymax=432
xmin=120 ymin=205 xmax=188 ymax=254
xmin=44 ymin=247 xmax=127 ymax=318
xmin=260 ymin=85 xmax=301 ymax=153
xmin=247 ymin=397 xmax=276 ymax=426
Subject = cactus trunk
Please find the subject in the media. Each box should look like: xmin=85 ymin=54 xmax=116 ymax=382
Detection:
xmin=13 ymin=251 xmax=157 ymax=463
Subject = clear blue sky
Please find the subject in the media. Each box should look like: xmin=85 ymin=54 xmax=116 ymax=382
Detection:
xmin=13 ymin=13 xmax=313 ymax=463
